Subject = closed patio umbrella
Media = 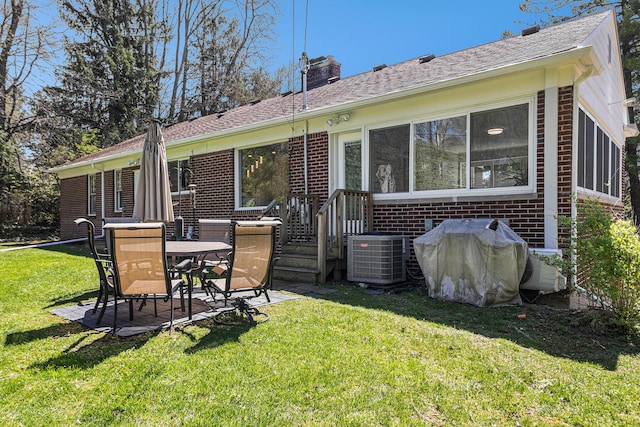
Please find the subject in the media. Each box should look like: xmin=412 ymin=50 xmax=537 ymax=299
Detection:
xmin=133 ymin=120 xmax=175 ymax=223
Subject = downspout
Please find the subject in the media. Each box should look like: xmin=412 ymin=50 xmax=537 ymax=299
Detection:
xmin=91 ymin=163 xmax=106 ymax=239
xmin=304 ymin=120 xmax=309 ymax=194
xmin=570 ymin=63 xmax=594 ymax=287
xmin=300 ymin=52 xmax=309 ymax=194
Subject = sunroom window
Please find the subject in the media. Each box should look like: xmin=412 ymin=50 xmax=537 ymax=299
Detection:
xmin=366 ymin=101 xmax=531 ymax=197
xmin=577 ymin=108 xmax=621 ymax=198
xmin=470 ymin=103 xmax=529 ymax=189
xmin=239 ymin=142 xmax=289 ymax=208
xmin=414 ymin=115 xmax=467 ymax=190
xmin=370 ymin=124 xmax=409 ymax=193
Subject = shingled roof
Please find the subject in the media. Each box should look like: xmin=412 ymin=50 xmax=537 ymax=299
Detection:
xmin=54 ymin=10 xmax=611 ymax=170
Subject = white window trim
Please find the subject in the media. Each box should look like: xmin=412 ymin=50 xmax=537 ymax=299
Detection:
xmin=235 ymin=148 xmax=253 ymax=210
xmin=334 ymin=131 xmax=364 ymax=190
xmin=362 ymin=97 xmax=536 ymax=200
xmin=114 ymin=170 xmax=123 ymax=212
xmin=88 ymin=174 xmax=96 ymax=216
xmin=169 ymin=159 xmax=191 ymax=196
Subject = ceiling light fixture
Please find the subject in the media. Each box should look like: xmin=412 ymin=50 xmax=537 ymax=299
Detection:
xmin=487 ymin=127 xmax=504 ymax=135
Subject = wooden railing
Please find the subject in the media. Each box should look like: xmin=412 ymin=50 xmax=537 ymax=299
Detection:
xmin=317 ymin=189 xmax=373 ymax=283
xmin=282 ymin=193 xmax=319 ymax=243
xmin=259 ymin=199 xmax=280 ymax=219
xmin=280 ymin=190 xmax=373 ymax=283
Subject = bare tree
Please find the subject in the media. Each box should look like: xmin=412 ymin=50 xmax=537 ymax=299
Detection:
xmin=161 ymin=0 xmax=280 ymax=122
xmin=0 ymin=0 xmax=57 ymax=226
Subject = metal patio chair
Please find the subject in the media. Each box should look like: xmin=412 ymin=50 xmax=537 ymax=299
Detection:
xmin=102 ymin=216 xmax=141 ymax=255
xmin=105 ymin=222 xmax=192 ymax=333
xmin=75 ymin=218 xmax=112 ymax=325
xmin=196 ymin=219 xmax=232 ymax=293
xmin=204 ymin=220 xmax=280 ymax=325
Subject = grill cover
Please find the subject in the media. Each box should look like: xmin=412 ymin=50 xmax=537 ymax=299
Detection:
xmin=413 ymin=219 xmax=527 ymax=306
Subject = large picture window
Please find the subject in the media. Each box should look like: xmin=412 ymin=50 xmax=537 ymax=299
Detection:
xmin=577 ymin=108 xmax=621 ymax=198
xmin=365 ymin=101 xmax=532 ymax=197
xmin=240 ymin=142 xmax=289 ymax=207
xmin=414 ymin=116 xmax=467 ymax=190
xmin=370 ymin=125 xmax=409 ymax=193
xmin=470 ymin=104 xmax=529 ymax=189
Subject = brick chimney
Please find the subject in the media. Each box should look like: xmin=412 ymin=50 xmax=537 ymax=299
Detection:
xmin=306 ymin=55 xmax=341 ymax=90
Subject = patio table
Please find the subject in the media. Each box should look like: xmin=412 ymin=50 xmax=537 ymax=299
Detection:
xmin=165 ymin=240 xmax=231 ymax=319
xmin=165 ymin=240 xmax=231 ymax=258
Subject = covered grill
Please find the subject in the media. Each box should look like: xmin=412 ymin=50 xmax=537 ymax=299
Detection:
xmin=413 ymin=219 xmax=527 ymax=307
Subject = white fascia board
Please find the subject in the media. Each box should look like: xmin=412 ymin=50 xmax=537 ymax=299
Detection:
xmin=49 ymin=154 xmax=142 ymax=177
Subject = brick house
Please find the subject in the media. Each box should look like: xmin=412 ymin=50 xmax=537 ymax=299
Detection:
xmin=52 ymin=11 xmax=633 ymax=284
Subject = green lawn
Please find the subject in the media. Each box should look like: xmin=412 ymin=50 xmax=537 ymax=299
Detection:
xmin=1 ymin=244 xmax=639 ymax=426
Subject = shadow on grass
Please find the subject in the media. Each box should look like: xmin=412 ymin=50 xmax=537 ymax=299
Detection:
xmin=43 ymin=290 xmax=100 ymax=309
xmin=5 ymin=322 xmax=84 ymax=346
xmin=5 ymin=321 xmax=150 ymax=370
xmin=183 ymin=318 xmax=253 ymax=353
xmin=317 ymin=281 xmax=640 ymax=371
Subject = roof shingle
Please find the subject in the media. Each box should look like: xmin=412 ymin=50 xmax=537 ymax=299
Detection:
xmin=56 ymin=10 xmax=610 ymax=169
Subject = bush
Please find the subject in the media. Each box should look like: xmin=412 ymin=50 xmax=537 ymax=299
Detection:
xmin=574 ymin=200 xmax=640 ymax=332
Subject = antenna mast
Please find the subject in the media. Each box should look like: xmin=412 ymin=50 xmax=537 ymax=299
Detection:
xmin=301 ymin=52 xmax=309 ymax=111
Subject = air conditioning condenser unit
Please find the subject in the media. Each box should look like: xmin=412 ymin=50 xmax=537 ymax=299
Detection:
xmin=347 ymin=234 xmax=408 ymax=284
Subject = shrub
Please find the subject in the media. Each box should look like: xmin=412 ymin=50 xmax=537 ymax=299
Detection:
xmin=574 ymin=200 xmax=640 ymax=332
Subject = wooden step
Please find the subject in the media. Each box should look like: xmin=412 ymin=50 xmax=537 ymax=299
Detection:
xmin=273 ymin=265 xmax=318 ymax=283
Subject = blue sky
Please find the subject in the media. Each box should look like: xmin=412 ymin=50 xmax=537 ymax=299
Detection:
xmin=271 ymin=0 xmax=553 ymax=78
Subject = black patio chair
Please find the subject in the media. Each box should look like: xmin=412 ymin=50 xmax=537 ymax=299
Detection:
xmin=105 ymin=222 xmax=192 ymax=333
xmin=74 ymin=218 xmax=112 ymax=325
xmin=102 ymin=216 xmax=141 ymax=255
xmin=204 ymin=220 xmax=280 ymax=325
xmin=196 ymin=219 xmax=232 ymax=293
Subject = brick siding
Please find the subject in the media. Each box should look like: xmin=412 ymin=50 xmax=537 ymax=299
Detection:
xmin=289 ymin=132 xmax=329 ymax=198
xmin=60 ymin=176 xmax=88 ymax=239
xmin=58 ymin=85 xmax=607 ymax=271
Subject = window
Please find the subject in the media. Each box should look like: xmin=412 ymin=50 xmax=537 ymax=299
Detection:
xmin=168 ymin=160 xmax=190 ymax=194
xmin=577 ymin=108 xmax=621 ymax=198
xmin=370 ymin=125 xmax=409 ymax=193
xmin=344 ymin=140 xmax=362 ymax=191
xmin=114 ymin=170 xmax=123 ymax=212
xmin=364 ymin=101 xmax=532 ymax=197
xmin=414 ymin=116 xmax=467 ymax=190
xmin=88 ymin=174 xmax=96 ymax=215
xmin=470 ymin=104 xmax=529 ymax=189
xmin=239 ymin=142 xmax=289 ymax=207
